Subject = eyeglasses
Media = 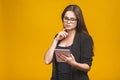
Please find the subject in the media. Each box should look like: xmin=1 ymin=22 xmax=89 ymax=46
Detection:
xmin=63 ymin=17 xmax=77 ymax=24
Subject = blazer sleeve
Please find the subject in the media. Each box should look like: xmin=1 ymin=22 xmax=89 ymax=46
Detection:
xmin=80 ymin=34 xmax=94 ymax=67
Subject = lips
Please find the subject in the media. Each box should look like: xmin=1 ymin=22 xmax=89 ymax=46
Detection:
xmin=65 ymin=25 xmax=71 ymax=28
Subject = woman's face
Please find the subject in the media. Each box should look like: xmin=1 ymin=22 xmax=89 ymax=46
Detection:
xmin=63 ymin=11 xmax=77 ymax=31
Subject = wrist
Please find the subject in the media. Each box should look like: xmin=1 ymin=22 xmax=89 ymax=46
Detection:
xmin=71 ymin=61 xmax=77 ymax=67
xmin=54 ymin=38 xmax=59 ymax=43
xmin=54 ymin=38 xmax=59 ymax=42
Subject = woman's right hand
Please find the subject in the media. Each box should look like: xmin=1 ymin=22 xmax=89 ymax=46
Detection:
xmin=55 ymin=29 xmax=68 ymax=41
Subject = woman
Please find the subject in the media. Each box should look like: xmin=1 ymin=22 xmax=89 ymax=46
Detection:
xmin=44 ymin=4 xmax=94 ymax=80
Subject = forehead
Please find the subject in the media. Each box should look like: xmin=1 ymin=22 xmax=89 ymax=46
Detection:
xmin=64 ymin=11 xmax=76 ymax=18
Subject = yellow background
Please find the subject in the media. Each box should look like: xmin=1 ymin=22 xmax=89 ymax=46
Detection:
xmin=0 ymin=0 xmax=120 ymax=80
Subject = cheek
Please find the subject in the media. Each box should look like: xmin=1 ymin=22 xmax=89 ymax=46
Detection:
xmin=73 ymin=23 xmax=77 ymax=28
xmin=63 ymin=23 xmax=66 ymax=27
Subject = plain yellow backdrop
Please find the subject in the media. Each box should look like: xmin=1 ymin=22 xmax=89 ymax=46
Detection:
xmin=0 ymin=0 xmax=120 ymax=80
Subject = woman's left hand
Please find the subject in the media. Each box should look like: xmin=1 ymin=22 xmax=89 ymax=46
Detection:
xmin=59 ymin=54 xmax=90 ymax=71
xmin=59 ymin=54 xmax=76 ymax=66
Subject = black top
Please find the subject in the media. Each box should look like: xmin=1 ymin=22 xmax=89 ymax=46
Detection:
xmin=51 ymin=32 xmax=94 ymax=80
xmin=55 ymin=46 xmax=71 ymax=80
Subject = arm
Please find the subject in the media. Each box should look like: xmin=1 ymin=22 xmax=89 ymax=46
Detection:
xmin=59 ymin=34 xmax=93 ymax=72
xmin=73 ymin=35 xmax=93 ymax=72
xmin=71 ymin=60 xmax=90 ymax=72
xmin=44 ymin=38 xmax=58 ymax=64
xmin=44 ymin=30 xmax=68 ymax=64
xmin=59 ymin=54 xmax=90 ymax=72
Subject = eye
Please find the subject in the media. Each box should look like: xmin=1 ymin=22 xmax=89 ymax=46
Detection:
xmin=71 ymin=18 xmax=75 ymax=21
xmin=64 ymin=17 xmax=69 ymax=20
xmin=70 ymin=18 xmax=77 ymax=21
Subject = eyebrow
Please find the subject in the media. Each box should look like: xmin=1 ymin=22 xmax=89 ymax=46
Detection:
xmin=64 ymin=16 xmax=76 ymax=19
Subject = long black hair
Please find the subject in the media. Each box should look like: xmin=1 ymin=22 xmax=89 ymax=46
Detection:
xmin=61 ymin=4 xmax=89 ymax=34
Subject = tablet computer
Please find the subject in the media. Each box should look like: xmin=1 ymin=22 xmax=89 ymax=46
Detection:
xmin=54 ymin=49 xmax=71 ymax=62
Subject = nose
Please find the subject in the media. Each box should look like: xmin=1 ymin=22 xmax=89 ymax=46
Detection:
xmin=67 ymin=20 xmax=71 ymax=24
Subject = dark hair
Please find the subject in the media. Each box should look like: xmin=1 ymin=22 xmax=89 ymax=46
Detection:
xmin=61 ymin=4 xmax=89 ymax=34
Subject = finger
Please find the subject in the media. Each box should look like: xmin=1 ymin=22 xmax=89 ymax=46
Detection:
xmin=70 ymin=54 xmax=76 ymax=62
xmin=63 ymin=30 xmax=68 ymax=36
xmin=62 ymin=28 xmax=66 ymax=31
xmin=70 ymin=54 xmax=75 ymax=59
xmin=62 ymin=31 xmax=69 ymax=38
xmin=62 ymin=28 xmax=68 ymax=34
xmin=60 ymin=55 xmax=67 ymax=61
xmin=60 ymin=32 xmax=67 ymax=38
xmin=59 ymin=32 xmax=65 ymax=38
xmin=62 ymin=32 xmax=67 ymax=38
xmin=57 ymin=53 xmax=61 ymax=57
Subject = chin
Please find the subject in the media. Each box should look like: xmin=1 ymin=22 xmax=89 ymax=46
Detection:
xmin=65 ymin=28 xmax=71 ymax=30
xmin=66 ymin=28 xmax=75 ymax=32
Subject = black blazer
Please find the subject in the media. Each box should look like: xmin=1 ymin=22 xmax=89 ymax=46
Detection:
xmin=51 ymin=31 xmax=94 ymax=80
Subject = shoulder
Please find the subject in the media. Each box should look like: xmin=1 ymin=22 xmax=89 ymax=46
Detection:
xmin=76 ymin=32 xmax=93 ymax=41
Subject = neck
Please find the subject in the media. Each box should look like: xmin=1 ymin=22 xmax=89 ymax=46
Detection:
xmin=67 ymin=29 xmax=76 ymax=36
